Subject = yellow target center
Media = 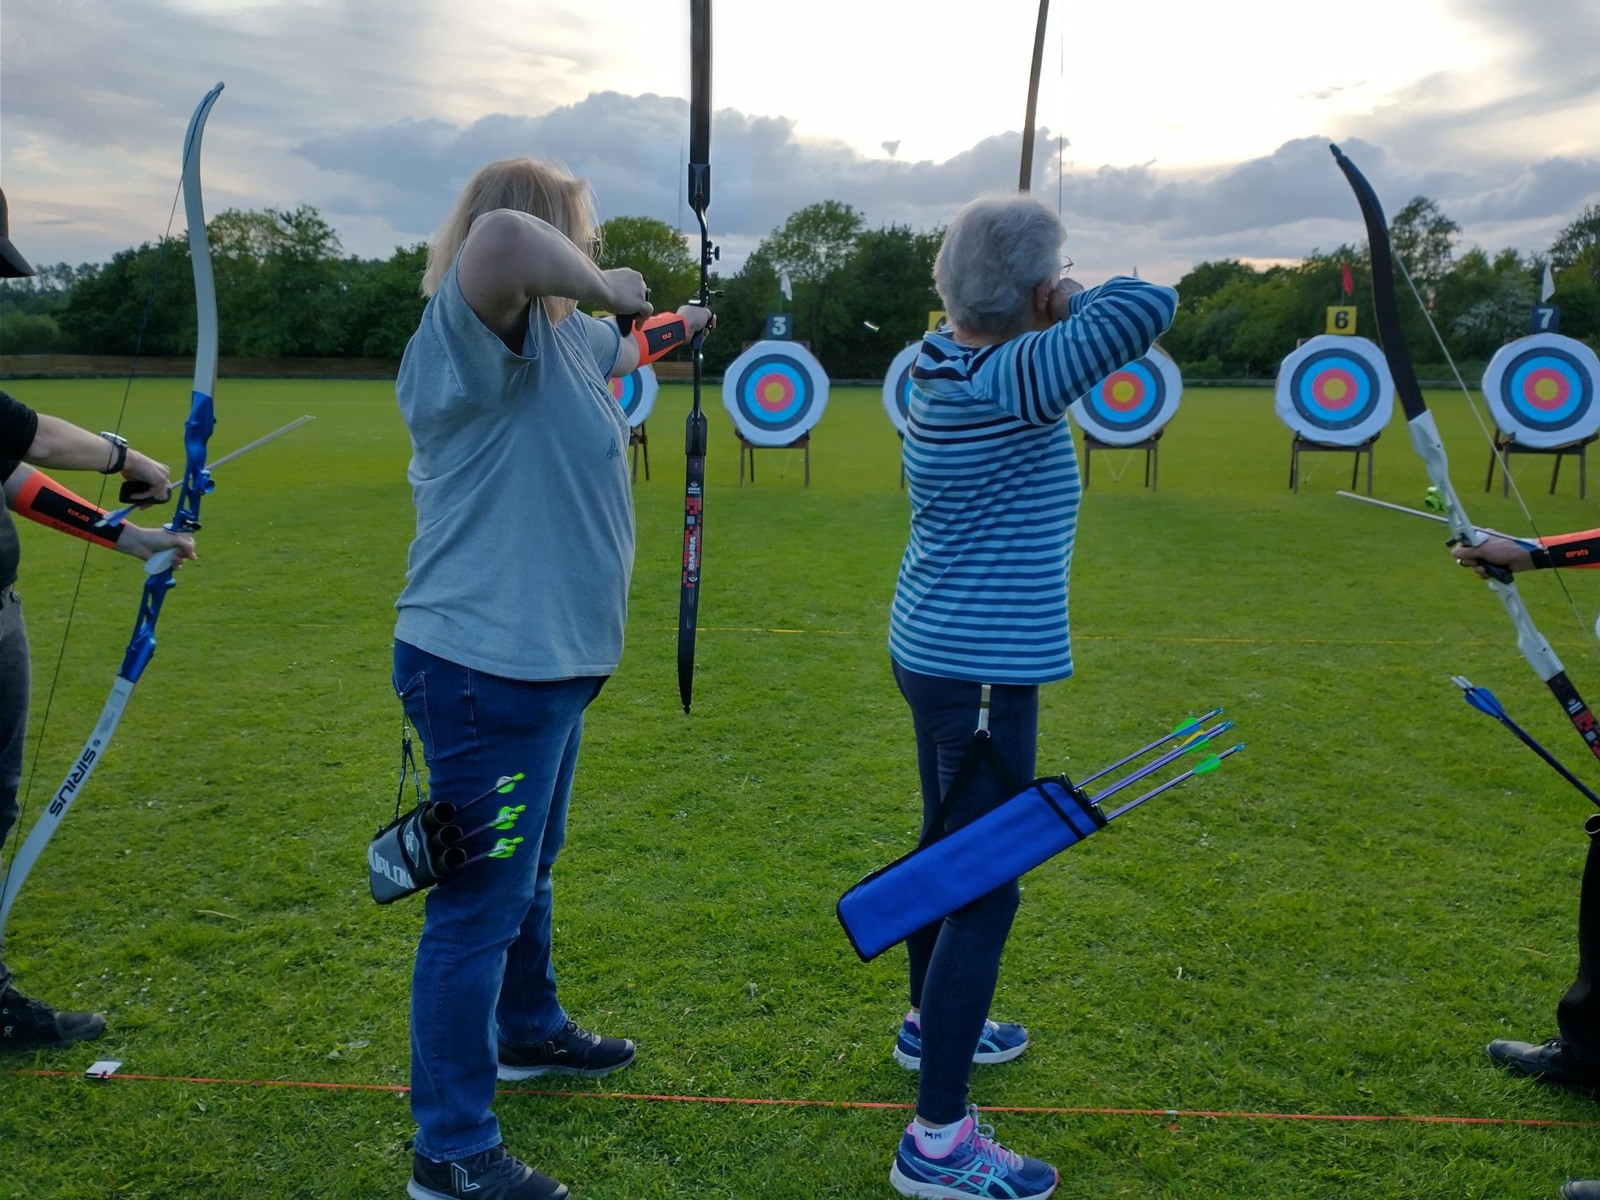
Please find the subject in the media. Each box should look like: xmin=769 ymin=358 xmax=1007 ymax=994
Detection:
xmin=1323 ymin=378 xmax=1348 ymax=401
xmin=1535 ymin=378 xmax=1562 ymax=402
xmin=1111 ymin=381 xmax=1137 ymax=403
xmin=761 ymin=382 xmax=786 ymax=402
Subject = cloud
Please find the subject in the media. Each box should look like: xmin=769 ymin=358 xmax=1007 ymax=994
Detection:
xmin=2 ymin=0 xmax=1597 ymax=288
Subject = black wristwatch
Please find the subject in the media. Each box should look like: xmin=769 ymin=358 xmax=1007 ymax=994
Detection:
xmin=98 ymin=431 xmax=128 ymax=474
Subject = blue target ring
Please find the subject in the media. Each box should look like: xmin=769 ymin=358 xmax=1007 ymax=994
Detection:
xmin=1287 ymin=348 xmax=1382 ymax=431
xmin=735 ymin=355 xmax=813 ymax=436
xmin=1084 ymin=359 xmax=1163 ymax=433
xmin=1502 ymin=346 xmax=1592 ymax=432
xmin=882 ymin=342 xmax=919 ymax=435
xmin=607 ymin=365 xmax=657 ymax=425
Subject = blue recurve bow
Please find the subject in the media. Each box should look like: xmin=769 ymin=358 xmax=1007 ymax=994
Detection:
xmin=0 ymin=82 xmax=226 ymax=939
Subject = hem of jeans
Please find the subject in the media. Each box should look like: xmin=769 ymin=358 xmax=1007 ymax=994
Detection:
xmin=503 ymin=1007 xmax=570 ymax=1049
xmin=413 ymin=1131 xmax=502 ymax=1163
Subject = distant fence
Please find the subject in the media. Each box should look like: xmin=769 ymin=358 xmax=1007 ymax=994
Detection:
xmin=0 ymin=354 xmax=403 ymax=380
xmin=0 ymin=354 xmax=700 ymax=383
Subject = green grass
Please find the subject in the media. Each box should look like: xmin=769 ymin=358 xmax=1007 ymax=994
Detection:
xmin=2 ymin=375 xmax=1600 ymax=1198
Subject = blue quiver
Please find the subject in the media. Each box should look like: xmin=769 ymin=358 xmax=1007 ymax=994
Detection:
xmin=836 ymin=777 xmax=1106 ymax=962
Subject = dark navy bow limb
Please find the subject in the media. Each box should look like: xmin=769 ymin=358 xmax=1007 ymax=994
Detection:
xmin=677 ymin=0 xmax=714 ymax=714
xmin=1330 ymin=145 xmax=1600 ymax=768
xmin=0 ymin=83 xmax=224 ymax=940
xmin=1018 ymin=1 xmax=1050 ymax=192
xmin=1454 ymin=677 xmax=1600 ymax=810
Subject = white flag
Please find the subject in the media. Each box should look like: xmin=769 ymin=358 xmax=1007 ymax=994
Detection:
xmin=1542 ymin=262 xmax=1556 ymax=302
xmin=779 ymin=272 xmax=792 ymax=301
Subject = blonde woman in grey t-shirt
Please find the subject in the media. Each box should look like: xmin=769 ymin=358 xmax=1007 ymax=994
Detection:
xmin=392 ymin=157 xmax=712 ymax=1200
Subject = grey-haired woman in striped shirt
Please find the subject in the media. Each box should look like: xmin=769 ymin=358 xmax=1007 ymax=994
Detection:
xmin=885 ymin=193 xmax=1176 ymax=1200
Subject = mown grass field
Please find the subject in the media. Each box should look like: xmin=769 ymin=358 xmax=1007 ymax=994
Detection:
xmin=2 ymin=373 xmax=1599 ymax=1199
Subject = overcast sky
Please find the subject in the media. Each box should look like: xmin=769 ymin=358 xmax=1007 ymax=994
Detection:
xmin=2 ymin=0 xmax=1598 ymax=287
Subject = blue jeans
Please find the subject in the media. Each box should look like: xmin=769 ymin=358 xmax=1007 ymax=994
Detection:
xmin=394 ymin=640 xmax=605 ymax=1161
xmin=893 ymin=662 xmax=1037 ymax=1125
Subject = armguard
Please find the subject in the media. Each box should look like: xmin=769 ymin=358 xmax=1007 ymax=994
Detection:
xmin=632 ymin=313 xmax=691 ymax=365
xmin=13 ymin=471 xmax=124 ymax=549
xmin=1534 ymin=529 xmax=1600 ymax=569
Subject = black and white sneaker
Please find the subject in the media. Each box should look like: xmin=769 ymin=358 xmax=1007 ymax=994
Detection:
xmin=408 ymin=1145 xmax=567 ymax=1200
xmin=0 ymin=985 xmax=106 ymax=1048
xmin=497 ymin=1018 xmax=635 ymax=1080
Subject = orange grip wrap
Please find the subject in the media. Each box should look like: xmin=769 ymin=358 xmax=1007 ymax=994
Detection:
xmin=14 ymin=471 xmax=123 ymax=549
xmin=632 ymin=313 xmax=691 ymax=365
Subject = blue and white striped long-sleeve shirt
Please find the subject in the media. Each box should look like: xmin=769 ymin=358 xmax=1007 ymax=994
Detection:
xmin=889 ymin=276 xmax=1178 ymax=684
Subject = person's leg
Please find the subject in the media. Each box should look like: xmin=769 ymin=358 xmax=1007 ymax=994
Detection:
xmin=0 ymin=591 xmax=27 ymax=990
xmin=892 ymin=663 xmax=1036 ymax=1125
xmin=1557 ymin=818 xmax=1600 ymax=1067
xmin=1489 ymin=817 xmax=1600 ymax=1090
xmin=494 ymin=677 xmax=633 ymax=1079
xmin=396 ymin=641 xmax=602 ymax=1163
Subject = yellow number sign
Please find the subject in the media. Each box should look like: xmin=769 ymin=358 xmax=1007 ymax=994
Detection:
xmin=1326 ymin=306 xmax=1357 ymax=335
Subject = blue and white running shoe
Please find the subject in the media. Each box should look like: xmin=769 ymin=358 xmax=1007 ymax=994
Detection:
xmin=894 ymin=1013 xmax=1030 ymax=1070
xmin=889 ymin=1107 xmax=1058 ymax=1199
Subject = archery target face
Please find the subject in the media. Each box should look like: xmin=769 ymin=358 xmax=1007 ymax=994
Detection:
xmin=1070 ymin=346 xmax=1183 ymax=445
xmin=881 ymin=343 xmax=919 ymax=435
xmin=1274 ymin=335 xmax=1394 ymax=446
xmin=1483 ymin=333 xmax=1600 ymax=449
xmin=608 ymin=364 xmax=658 ymax=426
xmin=722 ymin=340 xmax=830 ymax=446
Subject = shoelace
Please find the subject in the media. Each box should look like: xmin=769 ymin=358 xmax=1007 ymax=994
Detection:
xmin=962 ymin=1107 xmax=1023 ymax=1171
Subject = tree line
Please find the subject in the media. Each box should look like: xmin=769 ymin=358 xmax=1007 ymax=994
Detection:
xmin=2 ymin=196 xmax=1597 ymax=382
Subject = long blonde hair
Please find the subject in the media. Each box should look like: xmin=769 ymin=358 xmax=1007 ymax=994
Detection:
xmin=421 ymin=157 xmax=600 ymax=320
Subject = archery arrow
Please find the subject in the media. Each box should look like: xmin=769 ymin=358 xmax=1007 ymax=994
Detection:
xmin=0 ymin=82 xmax=226 ymax=941
xmin=1331 ymin=144 xmax=1600 ymax=767
xmin=677 ymin=0 xmax=715 ymax=714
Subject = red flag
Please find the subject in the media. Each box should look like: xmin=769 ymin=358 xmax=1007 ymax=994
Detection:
xmin=1341 ymin=260 xmax=1354 ymax=297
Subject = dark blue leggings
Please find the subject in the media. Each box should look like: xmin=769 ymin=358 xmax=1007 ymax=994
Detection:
xmin=893 ymin=662 xmax=1038 ymax=1124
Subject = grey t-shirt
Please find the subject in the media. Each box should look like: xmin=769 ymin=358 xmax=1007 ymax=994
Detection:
xmin=394 ymin=262 xmax=634 ymax=680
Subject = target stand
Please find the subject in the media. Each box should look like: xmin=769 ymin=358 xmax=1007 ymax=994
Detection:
xmin=1289 ymin=431 xmax=1378 ymax=494
xmin=1479 ymin=333 xmax=1600 ymax=498
xmin=737 ymin=431 xmax=810 ymax=487
xmin=629 ymin=423 xmax=649 ymax=483
xmin=1083 ymin=428 xmax=1162 ymax=490
xmin=1485 ymin=429 xmax=1596 ymax=499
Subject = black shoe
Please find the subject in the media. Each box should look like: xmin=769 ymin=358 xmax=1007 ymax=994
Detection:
xmin=0 ymin=985 xmax=106 ymax=1048
xmin=1563 ymin=1182 xmax=1600 ymax=1200
xmin=497 ymin=1018 xmax=635 ymax=1081
xmin=408 ymin=1145 xmax=567 ymax=1200
xmin=1487 ymin=1037 xmax=1600 ymax=1092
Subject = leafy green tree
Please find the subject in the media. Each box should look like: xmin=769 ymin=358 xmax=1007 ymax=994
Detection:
xmin=57 ymin=239 xmax=193 ymax=355
xmin=596 ymin=216 xmax=699 ymax=310
xmin=1551 ymin=205 xmax=1600 ymax=283
xmin=337 ymin=245 xmax=428 ymax=357
xmin=1390 ymin=196 xmax=1460 ymax=293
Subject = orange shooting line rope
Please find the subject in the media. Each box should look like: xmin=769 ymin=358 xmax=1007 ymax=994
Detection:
xmin=8 ymin=1070 xmax=1596 ymax=1128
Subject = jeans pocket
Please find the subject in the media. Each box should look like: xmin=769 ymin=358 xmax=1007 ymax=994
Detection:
xmin=393 ymin=663 xmax=433 ymax=763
